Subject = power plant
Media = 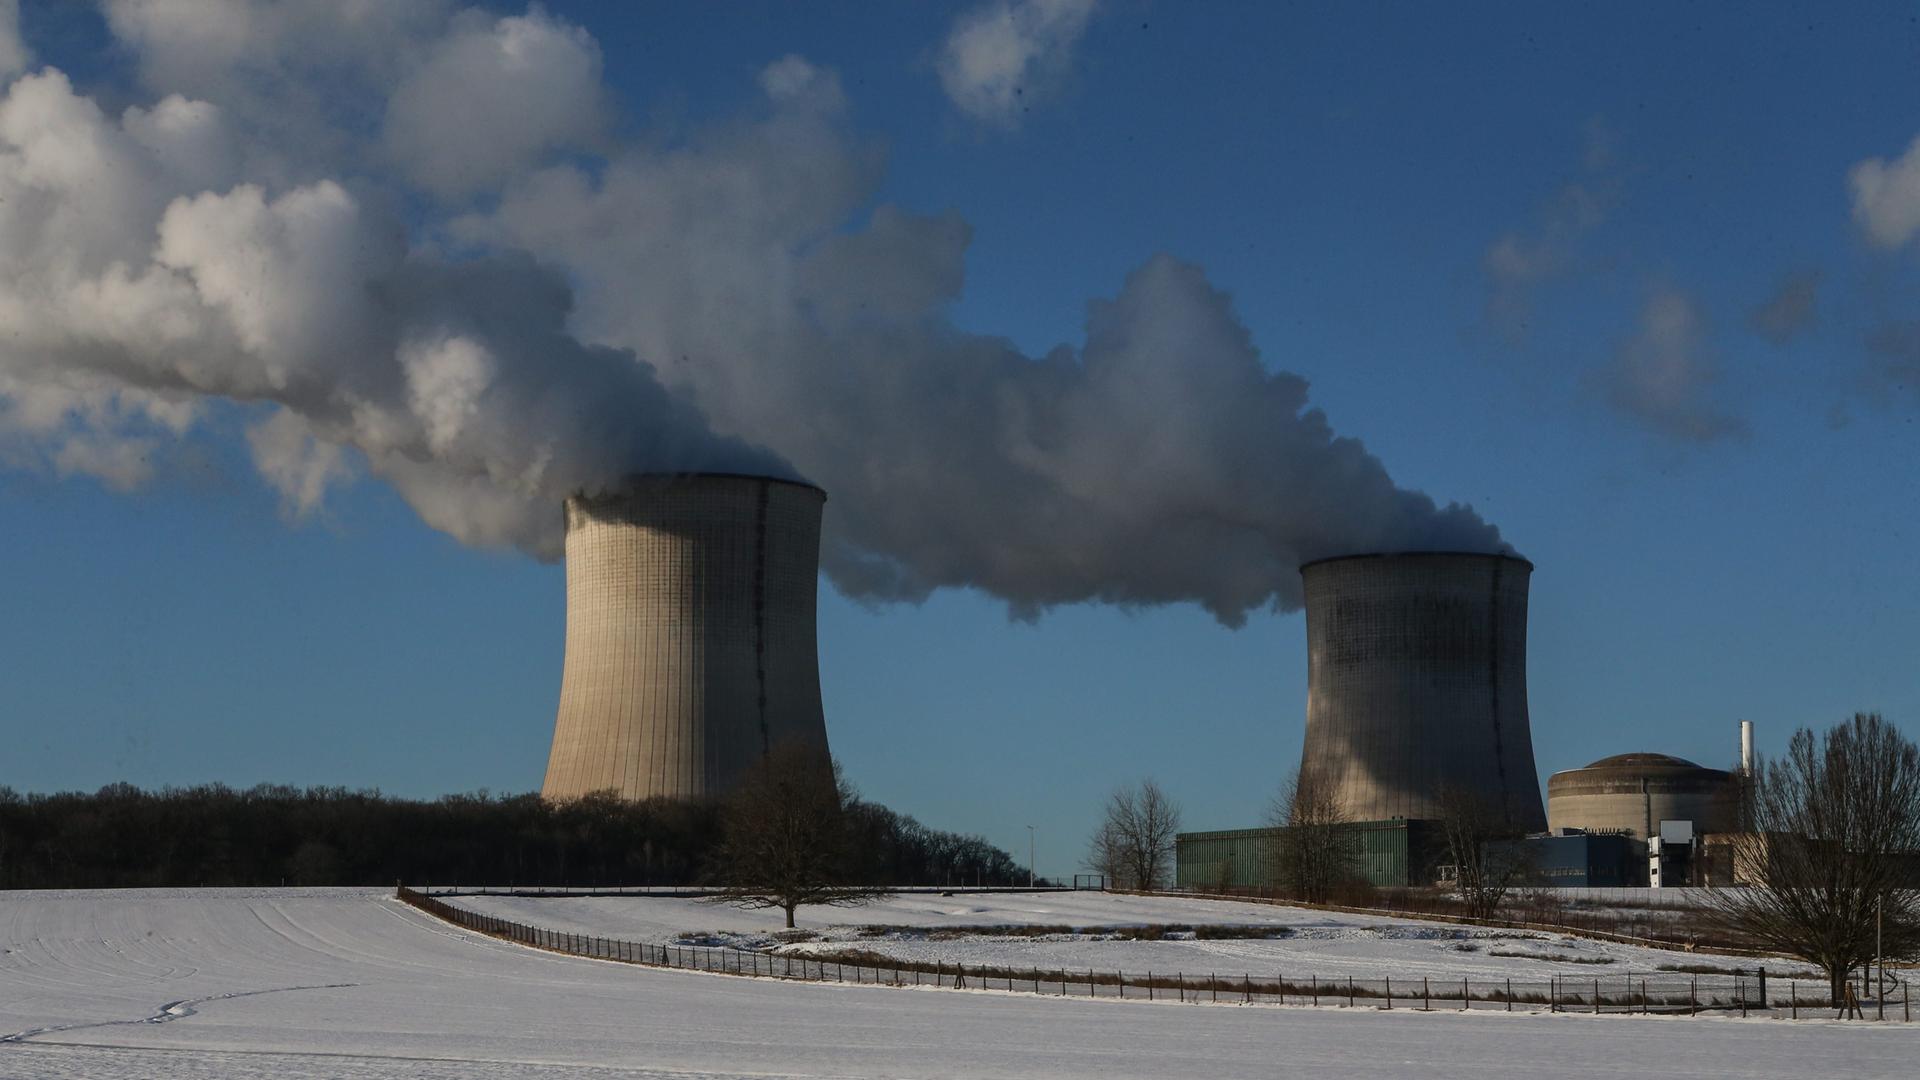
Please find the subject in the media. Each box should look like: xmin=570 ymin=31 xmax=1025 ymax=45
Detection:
xmin=1546 ymin=753 xmax=1735 ymax=840
xmin=541 ymin=473 xmax=830 ymax=802
xmin=1296 ymin=551 xmax=1547 ymax=831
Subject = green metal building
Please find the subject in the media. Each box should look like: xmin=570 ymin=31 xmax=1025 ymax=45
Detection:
xmin=1175 ymin=819 xmax=1447 ymax=890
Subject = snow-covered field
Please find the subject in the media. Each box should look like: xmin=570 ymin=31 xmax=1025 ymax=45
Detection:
xmin=451 ymin=889 xmax=1802 ymax=980
xmin=1 ymin=888 xmax=1908 ymax=1079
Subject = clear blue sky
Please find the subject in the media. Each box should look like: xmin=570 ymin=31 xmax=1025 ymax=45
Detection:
xmin=3 ymin=2 xmax=1918 ymax=879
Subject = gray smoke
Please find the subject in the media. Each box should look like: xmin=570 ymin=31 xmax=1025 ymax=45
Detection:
xmin=0 ymin=3 xmax=1506 ymax=624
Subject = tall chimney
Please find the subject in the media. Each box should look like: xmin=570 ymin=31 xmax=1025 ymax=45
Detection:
xmin=1739 ymin=719 xmax=1754 ymax=776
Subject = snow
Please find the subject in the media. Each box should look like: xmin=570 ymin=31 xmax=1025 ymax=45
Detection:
xmin=0 ymin=888 xmax=1909 ymax=1079
xmin=450 ymin=889 xmax=1810 ymax=980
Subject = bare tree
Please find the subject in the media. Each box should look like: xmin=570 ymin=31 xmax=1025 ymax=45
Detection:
xmin=1267 ymin=767 xmax=1357 ymax=903
xmin=1706 ymin=713 xmax=1920 ymax=1006
xmin=1087 ymin=780 xmax=1181 ymax=891
xmin=1436 ymin=784 xmax=1532 ymax=921
xmin=706 ymin=743 xmax=893 ymax=928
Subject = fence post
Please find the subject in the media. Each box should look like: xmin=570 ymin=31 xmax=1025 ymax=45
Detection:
xmin=1740 ymin=976 xmax=1747 ymax=1018
xmin=1791 ymin=982 xmax=1796 ymax=1019
xmin=1245 ymin=973 xmax=1251 ymax=1004
xmin=1550 ymin=976 xmax=1556 ymax=1013
xmin=1423 ymin=976 xmax=1430 ymax=1011
xmin=1312 ymin=974 xmax=1318 ymax=1006
xmin=1179 ymin=974 xmax=1184 ymax=1002
xmin=1385 ymin=976 xmax=1392 ymax=1009
xmin=1091 ymin=969 xmax=1096 ymax=998
xmin=1594 ymin=979 xmax=1600 ymax=1015
xmin=1212 ymin=974 xmax=1218 ymax=1003
xmin=1505 ymin=977 xmax=1511 ymax=1012
xmin=1462 ymin=977 xmax=1469 ymax=1011
xmin=1148 ymin=972 xmax=1153 ymax=1001
xmin=1690 ymin=977 xmax=1697 ymax=1016
xmin=1348 ymin=976 xmax=1354 ymax=1008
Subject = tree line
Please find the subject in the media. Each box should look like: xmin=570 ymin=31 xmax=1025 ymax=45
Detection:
xmin=0 ymin=778 xmax=1023 ymax=891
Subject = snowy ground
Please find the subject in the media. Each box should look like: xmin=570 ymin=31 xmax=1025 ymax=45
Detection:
xmin=2 ymin=888 xmax=1908 ymax=1079
xmin=451 ymin=889 xmax=1812 ymax=981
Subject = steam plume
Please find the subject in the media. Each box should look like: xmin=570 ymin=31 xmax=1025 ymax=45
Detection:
xmin=0 ymin=3 xmax=1507 ymax=624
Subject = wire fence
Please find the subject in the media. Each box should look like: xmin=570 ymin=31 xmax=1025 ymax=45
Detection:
xmin=395 ymin=887 xmax=1910 ymax=1021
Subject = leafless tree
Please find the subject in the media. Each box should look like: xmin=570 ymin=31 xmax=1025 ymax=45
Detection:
xmin=1267 ymin=767 xmax=1356 ymax=903
xmin=1705 ymin=713 xmax=1920 ymax=1006
xmin=1087 ymin=780 xmax=1181 ymax=891
xmin=1436 ymin=784 xmax=1532 ymax=921
xmin=705 ymin=742 xmax=893 ymax=928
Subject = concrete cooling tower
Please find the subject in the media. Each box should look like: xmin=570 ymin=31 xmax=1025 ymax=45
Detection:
xmin=1297 ymin=552 xmax=1547 ymax=831
xmin=542 ymin=473 xmax=829 ymax=802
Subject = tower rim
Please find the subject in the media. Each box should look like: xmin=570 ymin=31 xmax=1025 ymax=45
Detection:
xmin=1298 ymin=550 xmax=1532 ymax=575
xmin=572 ymin=471 xmax=828 ymax=503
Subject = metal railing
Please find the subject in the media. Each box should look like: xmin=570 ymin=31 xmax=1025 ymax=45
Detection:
xmin=395 ymin=887 xmax=1909 ymax=1020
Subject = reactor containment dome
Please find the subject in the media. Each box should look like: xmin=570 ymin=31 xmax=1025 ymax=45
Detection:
xmin=542 ymin=473 xmax=830 ymax=802
xmin=1297 ymin=551 xmax=1547 ymax=831
xmin=1546 ymin=753 xmax=1734 ymax=839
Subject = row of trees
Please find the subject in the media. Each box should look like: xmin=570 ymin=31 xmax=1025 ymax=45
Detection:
xmin=0 ymin=769 xmax=1023 ymax=892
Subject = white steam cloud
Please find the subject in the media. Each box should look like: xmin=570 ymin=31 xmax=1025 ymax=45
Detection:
xmin=0 ymin=4 xmax=1507 ymax=624
xmin=1850 ymin=135 xmax=1920 ymax=250
xmin=938 ymin=0 xmax=1097 ymax=128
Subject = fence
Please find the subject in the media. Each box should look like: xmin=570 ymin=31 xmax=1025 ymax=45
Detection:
xmin=411 ymin=883 xmax=1080 ymax=898
xmin=395 ymin=887 xmax=1909 ymax=1020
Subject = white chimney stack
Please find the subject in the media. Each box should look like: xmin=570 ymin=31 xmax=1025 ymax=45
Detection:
xmin=1739 ymin=719 xmax=1754 ymax=775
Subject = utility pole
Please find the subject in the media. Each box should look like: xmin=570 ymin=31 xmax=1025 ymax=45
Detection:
xmin=1027 ymin=825 xmax=1036 ymax=888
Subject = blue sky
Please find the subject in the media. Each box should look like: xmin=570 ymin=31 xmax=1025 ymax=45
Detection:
xmin=3 ymin=2 xmax=1919 ymax=878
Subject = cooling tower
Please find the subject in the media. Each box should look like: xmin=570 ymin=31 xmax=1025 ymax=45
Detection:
xmin=541 ymin=473 xmax=829 ymax=802
xmin=1297 ymin=552 xmax=1546 ymax=831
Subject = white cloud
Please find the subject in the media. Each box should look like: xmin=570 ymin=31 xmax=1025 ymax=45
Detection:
xmin=0 ymin=0 xmax=30 ymax=81
xmin=937 ymin=0 xmax=1098 ymax=128
xmin=0 ymin=14 xmax=1512 ymax=624
xmin=1849 ymin=135 xmax=1920 ymax=249
xmin=383 ymin=7 xmax=605 ymax=197
xmin=1482 ymin=120 xmax=1618 ymax=339
xmin=1602 ymin=289 xmax=1745 ymax=442
xmin=246 ymin=408 xmax=351 ymax=519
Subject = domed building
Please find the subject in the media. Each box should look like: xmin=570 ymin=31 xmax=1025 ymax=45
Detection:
xmin=1546 ymin=753 xmax=1734 ymax=839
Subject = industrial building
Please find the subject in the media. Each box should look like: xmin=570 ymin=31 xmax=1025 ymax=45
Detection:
xmin=1297 ymin=552 xmax=1547 ymax=831
xmin=1546 ymin=753 xmax=1735 ymax=840
xmin=541 ymin=473 xmax=830 ymax=802
xmin=1176 ymin=820 xmax=1447 ymax=891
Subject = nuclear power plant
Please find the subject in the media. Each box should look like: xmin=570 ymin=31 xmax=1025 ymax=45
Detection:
xmin=541 ymin=473 xmax=830 ymax=802
xmin=1297 ymin=551 xmax=1546 ymax=831
xmin=1178 ymin=550 xmax=1751 ymax=891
